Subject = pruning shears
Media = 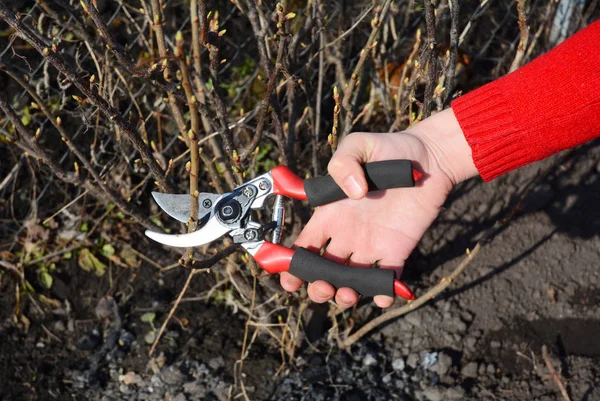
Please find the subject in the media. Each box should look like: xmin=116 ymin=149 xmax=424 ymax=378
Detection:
xmin=145 ymin=160 xmax=422 ymax=300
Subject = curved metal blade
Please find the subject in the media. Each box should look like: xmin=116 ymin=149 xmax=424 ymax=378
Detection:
xmin=145 ymin=217 xmax=231 ymax=248
xmin=152 ymin=192 xmax=221 ymax=223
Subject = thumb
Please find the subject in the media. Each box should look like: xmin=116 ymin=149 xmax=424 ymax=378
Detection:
xmin=328 ymin=133 xmax=376 ymax=200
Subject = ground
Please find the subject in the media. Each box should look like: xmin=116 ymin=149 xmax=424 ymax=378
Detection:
xmin=1 ymin=140 xmax=599 ymax=401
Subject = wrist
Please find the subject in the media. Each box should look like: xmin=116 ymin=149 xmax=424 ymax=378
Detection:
xmin=406 ymin=108 xmax=479 ymax=185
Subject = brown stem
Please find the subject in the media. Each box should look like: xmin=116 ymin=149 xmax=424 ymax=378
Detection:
xmin=509 ymin=0 xmax=529 ymax=73
xmin=422 ymin=0 xmax=437 ymax=119
xmin=541 ymin=345 xmax=572 ymax=401
xmin=190 ymin=0 xmax=203 ymax=84
xmin=199 ymin=13 xmax=237 ymax=175
xmin=444 ymin=0 xmax=459 ymax=106
xmin=148 ymin=1 xmax=227 ymax=193
xmin=0 ymin=2 xmax=174 ymax=193
xmin=193 ymin=0 xmax=235 ymax=190
xmin=237 ymin=0 xmax=272 ymax=76
xmin=330 ymin=86 xmax=341 ymax=151
xmin=175 ymin=32 xmax=201 ymax=263
xmin=147 ymin=0 xmax=194 ymax=146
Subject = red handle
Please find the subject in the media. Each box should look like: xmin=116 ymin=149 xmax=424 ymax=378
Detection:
xmin=394 ymin=279 xmax=415 ymax=300
xmin=271 ymin=166 xmax=307 ymax=201
xmin=251 ymin=242 xmax=415 ymax=300
xmin=253 ymin=242 xmax=294 ymax=274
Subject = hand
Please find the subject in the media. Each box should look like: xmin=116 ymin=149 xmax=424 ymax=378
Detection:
xmin=280 ymin=108 xmax=478 ymax=308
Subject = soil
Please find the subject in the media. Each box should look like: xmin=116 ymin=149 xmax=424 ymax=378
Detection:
xmin=2 ymin=141 xmax=600 ymax=401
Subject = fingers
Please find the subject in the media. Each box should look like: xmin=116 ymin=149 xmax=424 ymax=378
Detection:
xmin=328 ymin=133 xmax=377 ymax=200
xmin=373 ymin=295 xmax=395 ymax=308
xmin=374 ymin=257 xmax=405 ymax=308
xmin=307 ymin=280 xmax=335 ymax=303
xmin=281 ymin=216 xmax=330 ymax=293
xmin=307 ymin=282 xmax=360 ymax=308
xmin=335 ymin=288 xmax=360 ymax=308
xmin=279 ymin=271 xmax=303 ymax=292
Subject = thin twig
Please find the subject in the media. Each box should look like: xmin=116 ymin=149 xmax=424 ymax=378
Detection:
xmin=0 ymin=3 xmax=174 ymax=193
xmin=313 ymin=0 xmax=324 ymax=175
xmin=0 ymin=64 xmax=150 ymax=229
xmin=149 ymin=269 xmax=201 ymax=356
xmin=341 ymin=0 xmax=393 ymax=137
xmin=0 ymin=95 xmax=158 ymax=230
xmin=36 ymin=0 xmax=92 ymax=42
xmin=341 ymin=243 xmax=482 ymax=348
xmin=80 ymin=0 xmax=186 ymax=100
xmin=509 ymin=0 xmax=529 ymax=73
xmin=541 ymin=345 xmax=572 ymax=401
xmin=329 ymin=86 xmax=341 ymax=151
xmin=175 ymin=31 xmax=201 ymax=264
xmin=422 ymin=0 xmax=437 ymax=119
xmin=238 ymin=2 xmax=289 ymax=162
xmin=80 ymin=0 xmax=146 ymax=76
xmin=444 ymin=0 xmax=460 ymax=105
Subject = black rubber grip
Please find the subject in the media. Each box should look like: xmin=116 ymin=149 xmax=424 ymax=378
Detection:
xmin=304 ymin=160 xmax=415 ymax=207
xmin=289 ymin=248 xmax=395 ymax=297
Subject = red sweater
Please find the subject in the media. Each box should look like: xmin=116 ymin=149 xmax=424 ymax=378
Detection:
xmin=452 ymin=20 xmax=600 ymax=182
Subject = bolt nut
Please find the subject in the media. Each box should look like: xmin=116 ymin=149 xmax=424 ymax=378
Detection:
xmin=244 ymin=229 xmax=259 ymax=241
xmin=242 ymin=185 xmax=257 ymax=198
xmin=258 ymin=180 xmax=270 ymax=191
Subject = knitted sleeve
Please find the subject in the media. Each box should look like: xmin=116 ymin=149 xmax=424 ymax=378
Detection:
xmin=451 ymin=20 xmax=600 ymax=181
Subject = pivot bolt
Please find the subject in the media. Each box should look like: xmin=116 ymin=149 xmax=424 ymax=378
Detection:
xmin=218 ymin=199 xmax=242 ymax=222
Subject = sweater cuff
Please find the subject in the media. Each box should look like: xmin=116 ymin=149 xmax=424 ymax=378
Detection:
xmin=452 ymin=81 xmax=532 ymax=182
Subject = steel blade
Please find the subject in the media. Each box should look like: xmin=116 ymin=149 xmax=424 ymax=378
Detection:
xmin=145 ymin=217 xmax=231 ymax=247
xmin=151 ymin=192 xmax=221 ymax=223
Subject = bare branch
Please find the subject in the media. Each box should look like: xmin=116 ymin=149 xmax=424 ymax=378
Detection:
xmin=510 ymin=0 xmax=530 ymax=72
xmin=0 ymin=2 xmax=175 ymax=193
xmin=0 ymin=94 xmax=158 ymax=230
xmin=444 ymin=0 xmax=460 ymax=105
xmin=422 ymin=0 xmax=438 ymax=119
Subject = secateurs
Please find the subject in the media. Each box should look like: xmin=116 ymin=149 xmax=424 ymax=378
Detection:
xmin=145 ymin=160 xmax=422 ymax=300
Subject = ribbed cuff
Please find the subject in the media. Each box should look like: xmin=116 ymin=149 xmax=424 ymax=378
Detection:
xmin=451 ymin=81 xmax=533 ymax=182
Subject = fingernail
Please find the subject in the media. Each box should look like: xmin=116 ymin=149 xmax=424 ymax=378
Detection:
xmin=344 ymin=175 xmax=363 ymax=199
xmin=315 ymin=290 xmax=328 ymax=300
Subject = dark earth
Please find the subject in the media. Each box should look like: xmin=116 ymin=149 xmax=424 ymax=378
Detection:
xmin=2 ymin=136 xmax=599 ymax=401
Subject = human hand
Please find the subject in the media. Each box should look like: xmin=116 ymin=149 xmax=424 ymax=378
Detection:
xmin=280 ymin=108 xmax=478 ymax=308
